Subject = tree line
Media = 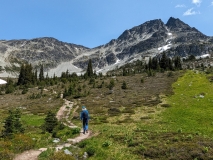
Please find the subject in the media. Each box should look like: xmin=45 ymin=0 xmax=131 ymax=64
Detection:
xmin=109 ymin=53 xmax=182 ymax=76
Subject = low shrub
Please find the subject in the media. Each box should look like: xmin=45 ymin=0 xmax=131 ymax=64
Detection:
xmin=12 ymin=134 xmax=35 ymax=153
xmin=102 ymin=140 xmax=112 ymax=148
xmin=38 ymin=148 xmax=54 ymax=160
xmin=0 ymin=149 xmax=13 ymax=160
xmin=161 ymin=104 xmax=171 ymax=108
xmin=78 ymin=140 xmax=87 ymax=148
xmin=49 ymin=151 xmax=75 ymax=160
xmin=86 ymin=146 xmax=96 ymax=157
xmin=53 ymin=127 xmax=80 ymax=140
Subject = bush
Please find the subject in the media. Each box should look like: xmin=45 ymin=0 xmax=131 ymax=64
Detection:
xmin=86 ymin=146 xmax=96 ymax=157
xmin=0 ymin=149 xmax=13 ymax=160
xmin=49 ymin=151 xmax=75 ymax=160
xmin=38 ymin=148 xmax=54 ymax=159
xmin=78 ymin=140 xmax=87 ymax=148
xmin=121 ymin=81 xmax=127 ymax=89
xmin=42 ymin=111 xmax=58 ymax=133
xmin=5 ymin=85 xmax=15 ymax=94
xmin=167 ymin=71 xmax=174 ymax=77
xmin=12 ymin=134 xmax=35 ymax=153
xmin=71 ymin=127 xmax=81 ymax=134
xmin=0 ymin=139 xmax=13 ymax=150
xmin=22 ymin=88 xmax=28 ymax=94
xmin=89 ymin=78 xmax=95 ymax=85
xmin=53 ymin=127 xmax=80 ymax=139
xmin=102 ymin=141 xmax=112 ymax=147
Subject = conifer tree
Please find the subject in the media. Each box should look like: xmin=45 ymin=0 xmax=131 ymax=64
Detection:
xmin=148 ymin=57 xmax=152 ymax=70
xmin=152 ymin=57 xmax=160 ymax=70
xmin=108 ymin=79 xmax=115 ymax=90
xmin=5 ymin=78 xmax=15 ymax=94
xmin=34 ymin=69 xmax=38 ymax=81
xmin=123 ymin=68 xmax=127 ymax=76
xmin=25 ymin=63 xmax=33 ymax=84
xmin=2 ymin=109 xmax=24 ymax=137
xmin=174 ymin=56 xmax=182 ymax=70
xmin=86 ymin=59 xmax=93 ymax=77
xmin=160 ymin=52 xmax=169 ymax=70
xmin=31 ymin=69 xmax=37 ymax=85
xmin=39 ymin=65 xmax=44 ymax=81
xmin=42 ymin=111 xmax=58 ymax=133
xmin=168 ymin=58 xmax=174 ymax=70
xmin=17 ymin=63 xmax=34 ymax=85
xmin=65 ymin=69 xmax=69 ymax=78
xmin=121 ymin=81 xmax=127 ymax=89
xmin=17 ymin=64 xmax=25 ymax=85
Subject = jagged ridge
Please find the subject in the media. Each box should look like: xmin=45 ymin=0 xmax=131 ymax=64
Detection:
xmin=0 ymin=17 xmax=213 ymax=77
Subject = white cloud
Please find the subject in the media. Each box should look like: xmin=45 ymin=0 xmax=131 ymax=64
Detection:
xmin=183 ymin=8 xmax=200 ymax=16
xmin=192 ymin=0 xmax=202 ymax=6
xmin=175 ymin=4 xmax=186 ymax=8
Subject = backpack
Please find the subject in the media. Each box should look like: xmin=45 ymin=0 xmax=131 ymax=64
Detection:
xmin=82 ymin=110 xmax=88 ymax=119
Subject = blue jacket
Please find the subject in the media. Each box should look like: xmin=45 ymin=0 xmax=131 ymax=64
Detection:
xmin=80 ymin=109 xmax=89 ymax=120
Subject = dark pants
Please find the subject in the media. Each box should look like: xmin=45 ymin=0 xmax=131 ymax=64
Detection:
xmin=83 ymin=118 xmax=88 ymax=133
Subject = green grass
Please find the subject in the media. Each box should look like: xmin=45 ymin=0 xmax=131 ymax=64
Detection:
xmin=21 ymin=114 xmax=45 ymax=127
xmin=76 ymin=70 xmax=213 ymax=159
xmin=161 ymin=70 xmax=213 ymax=136
xmin=78 ymin=124 xmax=140 ymax=160
xmin=3 ymin=70 xmax=213 ymax=159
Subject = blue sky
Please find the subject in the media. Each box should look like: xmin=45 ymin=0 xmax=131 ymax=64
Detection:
xmin=0 ymin=0 xmax=213 ymax=48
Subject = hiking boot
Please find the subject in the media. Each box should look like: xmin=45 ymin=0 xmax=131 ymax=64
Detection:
xmin=83 ymin=131 xmax=85 ymax=134
xmin=86 ymin=130 xmax=88 ymax=133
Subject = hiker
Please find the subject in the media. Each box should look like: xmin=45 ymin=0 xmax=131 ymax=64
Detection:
xmin=80 ymin=106 xmax=89 ymax=134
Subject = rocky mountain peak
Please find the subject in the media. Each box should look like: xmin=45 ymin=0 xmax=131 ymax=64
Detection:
xmin=166 ymin=17 xmax=192 ymax=32
xmin=0 ymin=17 xmax=212 ymax=78
xmin=118 ymin=19 xmax=166 ymax=41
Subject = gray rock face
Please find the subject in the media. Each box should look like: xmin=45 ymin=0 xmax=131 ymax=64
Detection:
xmin=73 ymin=17 xmax=212 ymax=74
xmin=0 ymin=37 xmax=89 ymax=72
xmin=0 ymin=17 xmax=213 ymax=77
xmin=166 ymin=17 xmax=194 ymax=32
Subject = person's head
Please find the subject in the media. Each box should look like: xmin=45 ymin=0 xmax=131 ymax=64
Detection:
xmin=82 ymin=106 xmax=86 ymax=110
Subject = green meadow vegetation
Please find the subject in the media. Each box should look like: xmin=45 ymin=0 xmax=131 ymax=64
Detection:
xmin=1 ymin=56 xmax=213 ymax=159
xmin=163 ymin=70 xmax=213 ymax=135
xmin=72 ymin=70 xmax=213 ymax=160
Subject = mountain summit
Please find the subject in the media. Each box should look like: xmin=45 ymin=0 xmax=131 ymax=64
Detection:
xmin=166 ymin=17 xmax=192 ymax=32
xmin=0 ymin=17 xmax=212 ymax=77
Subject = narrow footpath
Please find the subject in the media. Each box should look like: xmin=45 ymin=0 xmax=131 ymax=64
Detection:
xmin=14 ymin=99 xmax=92 ymax=160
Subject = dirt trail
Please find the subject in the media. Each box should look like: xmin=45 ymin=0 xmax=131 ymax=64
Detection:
xmin=14 ymin=99 xmax=92 ymax=160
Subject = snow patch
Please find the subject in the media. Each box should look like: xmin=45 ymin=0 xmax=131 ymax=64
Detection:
xmin=97 ymin=69 xmax=103 ymax=73
xmin=158 ymin=44 xmax=171 ymax=52
xmin=0 ymin=79 xmax=7 ymax=84
xmin=115 ymin=59 xmax=120 ymax=64
xmin=73 ymin=65 xmax=79 ymax=69
xmin=196 ymin=54 xmax=210 ymax=59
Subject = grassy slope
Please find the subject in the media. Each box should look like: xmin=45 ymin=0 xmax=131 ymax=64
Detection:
xmin=162 ymin=70 xmax=213 ymax=136
xmin=75 ymin=70 xmax=213 ymax=159
xmin=2 ymin=70 xmax=213 ymax=159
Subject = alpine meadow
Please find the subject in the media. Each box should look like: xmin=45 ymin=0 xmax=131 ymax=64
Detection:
xmin=1 ymin=15 xmax=213 ymax=159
